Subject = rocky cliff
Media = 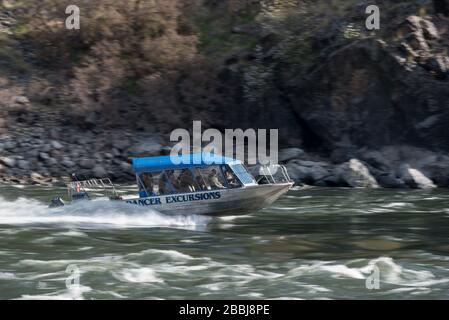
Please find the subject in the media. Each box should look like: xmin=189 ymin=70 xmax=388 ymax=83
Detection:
xmin=1 ymin=0 xmax=449 ymax=188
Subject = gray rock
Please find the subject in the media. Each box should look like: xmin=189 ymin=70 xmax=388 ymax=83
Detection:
xmin=4 ymin=140 xmax=17 ymax=150
xmin=13 ymin=95 xmax=30 ymax=105
xmin=376 ymin=173 xmax=407 ymax=188
xmin=50 ymin=140 xmax=63 ymax=150
xmin=112 ymin=148 xmax=121 ymax=157
xmin=129 ymin=139 xmax=163 ymax=156
xmin=17 ymin=160 xmax=30 ymax=170
xmin=80 ymin=158 xmax=96 ymax=169
xmin=41 ymin=144 xmax=51 ymax=153
xmin=93 ymin=165 xmax=107 ymax=178
xmin=398 ymin=164 xmax=436 ymax=189
xmin=285 ymin=163 xmax=313 ymax=184
xmin=335 ymin=159 xmax=379 ymax=188
xmin=112 ymin=138 xmax=130 ymax=151
xmin=45 ymin=157 xmax=58 ymax=166
xmin=309 ymin=165 xmax=330 ymax=182
xmin=30 ymin=172 xmax=45 ymax=184
xmin=39 ymin=152 xmax=50 ymax=160
xmin=279 ymin=148 xmax=305 ymax=163
xmin=361 ymin=150 xmax=391 ymax=171
xmin=120 ymin=162 xmax=134 ymax=175
xmin=0 ymin=157 xmax=16 ymax=168
xmin=61 ymin=159 xmax=76 ymax=168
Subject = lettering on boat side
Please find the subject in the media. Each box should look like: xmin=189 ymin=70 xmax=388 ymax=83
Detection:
xmin=126 ymin=191 xmax=221 ymax=206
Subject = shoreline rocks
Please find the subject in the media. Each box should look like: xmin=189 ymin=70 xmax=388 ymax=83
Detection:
xmin=0 ymin=123 xmax=446 ymax=190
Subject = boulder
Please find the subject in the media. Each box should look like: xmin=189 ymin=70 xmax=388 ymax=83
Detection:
xmin=61 ymin=159 xmax=76 ymax=168
xmin=17 ymin=160 xmax=30 ymax=170
xmin=279 ymin=148 xmax=305 ymax=163
xmin=30 ymin=172 xmax=46 ymax=185
xmin=112 ymin=137 xmax=130 ymax=151
xmin=397 ymin=164 xmax=436 ymax=189
xmin=80 ymin=158 xmax=96 ymax=169
xmin=92 ymin=165 xmax=107 ymax=178
xmin=3 ymin=140 xmax=17 ymax=150
xmin=285 ymin=163 xmax=316 ymax=184
xmin=50 ymin=140 xmax=63 ymax=150
xmin=309 ymin=165 xmax=330 ymax=182
xmin=376 ymin=173 xmax=407 ymax=188
xmin=335 ymin=159 xmax=379 ymax=188
xmin=44 ymin=157 xmax=58 ymax=166
xmin=128 ymin=139 xmax=163 ymax=157
xmin=39 ymin=152 xmax=50 ymax=161
xmin=361 ymin=150 xmax=391 ymax=171
xmin=120 ymin=162 xmax=134 ymax=175
xmin=0 ymin=156 xmax=16 ymax=168
xmin=13 ymin=95 xmax=30 ymax=105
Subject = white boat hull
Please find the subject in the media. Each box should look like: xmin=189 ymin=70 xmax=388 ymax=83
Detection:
xmin=121 ymin=182 xmax=294 ymax=216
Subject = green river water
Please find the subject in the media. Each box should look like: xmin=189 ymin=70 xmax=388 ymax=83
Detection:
xmin=1 ymin=184 xmax=449 ymax=299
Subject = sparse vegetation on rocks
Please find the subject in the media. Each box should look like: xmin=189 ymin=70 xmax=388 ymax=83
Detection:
xmin=1 ymin=0 xmax=449 ymax=187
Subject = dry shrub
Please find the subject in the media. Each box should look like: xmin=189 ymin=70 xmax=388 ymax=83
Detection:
xmin=18 ymin=0 xmax=214 ymax=129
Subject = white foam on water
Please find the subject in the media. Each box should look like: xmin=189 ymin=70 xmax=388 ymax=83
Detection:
xmin=19 ymin=285 xmax=92 ymax=300
xmin=381 ymin=202 xmax=412 ymax=208
xmin=0 ymin=197 xmax=210 ymax=230
xmin=0 ymin=271 xmax=16 ymax=280
xmin=127 ymin=248 xmax=195 ymax=261
xmin=116 ymin=267 xmax=164 ymax=284
xmin=285 ymin=257 xmax=449 ymax=292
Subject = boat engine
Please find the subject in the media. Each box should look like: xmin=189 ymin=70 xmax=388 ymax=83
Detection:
xmin=49 ymin=197 xmax=65 ymax=208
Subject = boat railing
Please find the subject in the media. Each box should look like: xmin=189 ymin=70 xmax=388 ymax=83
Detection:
xmin=257 ymin=164 xmax=291 ymax=185
xmin=67 ymin=178 xmax=119 ymax=199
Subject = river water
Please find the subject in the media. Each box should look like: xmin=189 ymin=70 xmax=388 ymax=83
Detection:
xmin=0 ymin=184 xmax=449 ymax=300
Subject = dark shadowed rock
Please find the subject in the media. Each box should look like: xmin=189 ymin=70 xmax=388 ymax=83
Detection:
xmin=120 ymin=162 xmax=134 ymax=175
xmin=93 ymin=165 xmax=107 ymax=178
xmin=376 ymin=173 xmax=407 ymax=188
xmin=279 ymin=148 xmax=305 ymax=163
xmin=61 ymin=159 xmax=76 ymax=168
xmin=80 ymin=158 xmax=96 ymax=169
xmin=129 ymin=139 xmax=163 ymax=157
xmin=17 ymin=160 xmax=30 ymax=170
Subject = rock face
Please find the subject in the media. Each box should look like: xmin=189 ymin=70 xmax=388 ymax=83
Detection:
xmin=0 ymin=157 xmax=16 ymax=168
xmin=287 ymin=16 xmax=449 ymax=152
xmin=279 ymin=148 xmax=305 ymax=163
xmin=398 ymin=164 xmax=436 ymax=189
xmin=335 ymin=159 xmax=379 ymax=188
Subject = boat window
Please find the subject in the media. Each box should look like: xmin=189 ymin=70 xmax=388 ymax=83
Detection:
xmin=138 ymin=172 xmax=157 ymax=197
xmin=193 ymin=168 xmax=209 ymax=191
xmin=229 ymin=164 xmax=257 ymax=185
xmin=157 ymin=170 xmax=178 ymax=195
xmin=222 ymin=165 xmax=242 ymax=189
xmin=197 ymin=166 xmax=227 ymax=190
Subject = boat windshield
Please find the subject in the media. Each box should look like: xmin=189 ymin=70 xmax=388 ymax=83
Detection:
xmin=137 ymin=165 xmax=237 ymax=197
xmin=228 ymin=164 xmax=257 ymax=186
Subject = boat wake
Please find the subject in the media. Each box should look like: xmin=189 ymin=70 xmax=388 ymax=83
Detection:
xmin=0 ymin=197 xmax=210 ymax=230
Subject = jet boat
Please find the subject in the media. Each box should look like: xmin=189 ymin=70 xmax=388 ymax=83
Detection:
xmin=49 ymin=153 xmax=294 ymax=216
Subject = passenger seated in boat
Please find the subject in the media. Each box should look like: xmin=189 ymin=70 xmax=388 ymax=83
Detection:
xmin=169 ymin=171 xmax=180 ymax=192
xmin=158 ymin=170 xmax=179 ymax=195
xmin=179 ymin=169 xmax=196 ymax=192
xmin=224 ymin=170 xmax=240 ymax=188
xmin=208 ymin=169 xmax=224 ymax=189
xmin=195 ymin=174 xmax=208 ymax=190
xmin=140 ymin=173 xmax=155 ymax=197
xmin=158 ymin=171 xmax=170 ymax=195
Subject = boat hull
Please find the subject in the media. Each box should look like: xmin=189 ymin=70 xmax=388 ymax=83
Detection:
xmin=121 ymin=182 xmax=294 ymax=216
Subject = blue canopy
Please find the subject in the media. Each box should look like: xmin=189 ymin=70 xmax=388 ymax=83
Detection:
xmin=132 ymin=153 xmax=240 ymax=173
